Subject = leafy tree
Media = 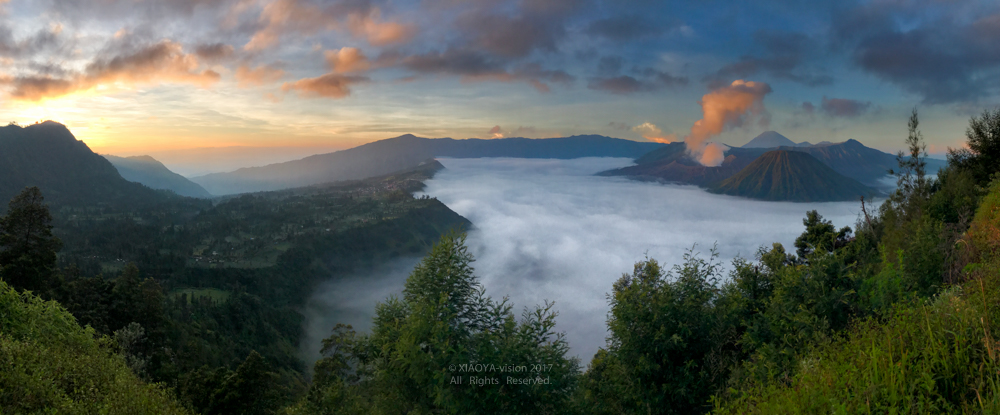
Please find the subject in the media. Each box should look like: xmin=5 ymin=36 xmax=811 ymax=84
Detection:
xmin=949 ymin=106 xmax=1000 ymax=185
xmin=294 ymin=232 xmax=579 ymax=414
xmin=0 ymin=186 xmax=62 ymax=293
xmin=793 ymin=211 xmax=851 ymax=259
xmin=879 ymin=110 xmax=946 ymax=295
xmin=889 ymin=109 xmax=931 ymax=204
xmin=114 ymin=322 xmax=149 ymax=379
xmin=583 ymin=248 xmax=736 ymax=415
xmin=0 ymin=278 xmax=190 ymax=414
xmin=209 ymin=350 xmax=283 ymax=415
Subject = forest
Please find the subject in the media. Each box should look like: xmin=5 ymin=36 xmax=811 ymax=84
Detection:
xmin=2 ymin=107 xmax=1000 ymax=414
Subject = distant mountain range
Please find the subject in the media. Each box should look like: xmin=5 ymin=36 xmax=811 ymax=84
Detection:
xmin=147 ymin=145 xmax=345 ymax=177
xmin=602 ymin=134 xmax=946 ymax=192
xmin=742 ymin=131 xmax=812 ymax=148
xmin=0 ymin=122 xmax=168 ymax=209
xmin=191 ymin=134 xmax=665 ymax=195
xmin=103 ymin=155 xmax=213 ymax=198
xmin=709 ymin=150 xmax=877 ymax=202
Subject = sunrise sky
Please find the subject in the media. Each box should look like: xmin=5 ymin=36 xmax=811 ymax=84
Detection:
xmin=2 ymin=0 xmax=999 ymax=156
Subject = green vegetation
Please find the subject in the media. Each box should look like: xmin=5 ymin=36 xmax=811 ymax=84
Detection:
xmin=3 ymin=107 xmax=1000 ymax=414
xmin=0 ymin=278 xmax=189 ymax=414
xmin=0 ymin=157 xmax=469 ymax=413
xmin=710 ymin=150 xmax=876 ymax=202
xmin=285 ymin=233 xmax=580 ymax=414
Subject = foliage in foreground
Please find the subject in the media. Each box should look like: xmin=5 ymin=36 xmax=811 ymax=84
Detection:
xmin=715 ymin=179 xmax=1000 ymax=414
xmin=285 ymin=233 xmax=580 ymax=415
xmin=0 ymin=278 xmax=189 ymax=414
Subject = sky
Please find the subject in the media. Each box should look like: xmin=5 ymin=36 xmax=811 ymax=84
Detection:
xmin=2 ymin=0 xmax=999 ymax=156
xmin=301 ymin=158 xmax=866 ymax=361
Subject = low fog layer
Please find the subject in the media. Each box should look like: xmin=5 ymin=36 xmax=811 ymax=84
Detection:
xmin=301 ymin=257 xmax=422 ymax=365
xmin=305 ymin=157 xmax=867 ymax=363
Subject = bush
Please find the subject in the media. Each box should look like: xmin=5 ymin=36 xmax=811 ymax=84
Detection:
xmin=0 ymin=278 xmax=189 ymax=414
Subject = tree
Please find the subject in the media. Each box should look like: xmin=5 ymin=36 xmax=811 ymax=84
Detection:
xmin=949 ymin=106 xmax=1000 ymax=185
xmin=298 ymin=232 xmax=580 ymax=414
xmin=794 ymin=210 xmax=852 ymax=259
xmin=584 ymin=248 xmax=735 ymax=415
xmin=209 ymin=350 xmax=282 ymax=415
xmin=0 ymin=187 xmax=63 ymax=293
xmin=888 ymin=109 xmax=932 ymax=217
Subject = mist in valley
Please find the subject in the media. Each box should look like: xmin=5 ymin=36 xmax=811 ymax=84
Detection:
xmin=304 ymin=157 xmax=869 ymax=363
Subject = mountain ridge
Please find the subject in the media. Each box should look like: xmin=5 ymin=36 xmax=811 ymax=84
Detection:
xmin=0 ymin=122 xmax=169 ymax=209
xmin=191 ymin=134 xmax=665 ymax=195
xmin=709 ymin=150 xmax=877 ymax=202
xmin=602 ymin=135 xmax=946 ymax=190
xmin=103 ymin=154 xmax=213 ymax=198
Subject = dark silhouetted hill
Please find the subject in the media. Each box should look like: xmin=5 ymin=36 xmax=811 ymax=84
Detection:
xmin=191 ymin=134 xmax=664 ymax=195
xmin=103 ymin=154 xmax=213 ymax=198
xmin=603 ymin=137 xmax=946 ymax=188
xmin=709 ymin=150 xmax=877 ymax=202
xmin=0 ymin=122 xmax=168 ymax=209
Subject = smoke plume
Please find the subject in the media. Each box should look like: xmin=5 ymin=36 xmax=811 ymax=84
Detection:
xmin=684 ymin=80 xmax=772 ymax=166
xmin=632 ymin=122 xmax=677 ymax=143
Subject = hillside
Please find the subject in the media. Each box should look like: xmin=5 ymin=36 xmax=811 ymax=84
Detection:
xmin=191 ymin=134 xmax=664 ymax=195
xmin=599 ymin=142 xmax=767 ymax=186
xmin=603 ymin=137 xmax=945 ymax=188
xmin=103 ymin=155 xmax=213 ymax=198
xmin=709 ymin=150 xmax=877 ymax=202
xmin=0 ymin=122 xmax=168 ymax=209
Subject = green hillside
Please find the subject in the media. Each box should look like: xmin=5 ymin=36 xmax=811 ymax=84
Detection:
xmin=0 ymin=278 xmax=189 ymax=414
xmin=710 ymin=150 xmax=876 ymax=202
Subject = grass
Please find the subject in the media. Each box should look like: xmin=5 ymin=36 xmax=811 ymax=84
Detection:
xmin=716 ymin=180 xmax=1000 ymax=414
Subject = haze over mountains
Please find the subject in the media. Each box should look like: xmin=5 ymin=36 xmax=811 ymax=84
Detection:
xmin=103 ymin=155 xmax=213 ymax=198
xmin=190 ymin=134 xmax=665 ymax=195
xmin=4 ymin=122 xmax=933 ymax=205
xmin=0 ymin=122 xmax=169 ymax=209
xmin=145 ymin=145 xmax=346 ymax=177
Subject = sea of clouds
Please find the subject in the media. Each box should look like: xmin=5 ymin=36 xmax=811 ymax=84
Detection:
xmin=302 ymin=157 xmax=868 ymax=363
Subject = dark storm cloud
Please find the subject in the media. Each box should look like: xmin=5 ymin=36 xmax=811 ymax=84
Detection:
xmin=194 ymin=43 xmax=235 ymax=62
xmin=447 ymin=0 xmax=589 ymax=60
xmin=607 ymin=121 xmax=631 ymax=130
xmin=704 ymin=31 xmax=833 ymax=88
xmin=401 ymin=49 xmax=507 ymax=77
xmin=456 ymin=13 xmax=564 ymax=58
xmin=400 ymin=49 xmax=573 ymax=92
xmin=588 ymin=67 xmax=687 ymax=95
xmin=820 ymin=96 xmax=872 ymax=118
xmin=596 ymin=56 xmax=623 ymax=77
xmin=832 ymin=0 xmax=1000 ymax=104
xmin=3 ymin=38 xmax=220 ymax=101
xmin=0 ymin=24 xmax=63 ymax=58
xmin=585 ymin=14 xmax=680 ymax=41
xmin=588 ymin=75 xmax=645 ymax=94
xmin=801 ymin=101 xmax=815 ymax=114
